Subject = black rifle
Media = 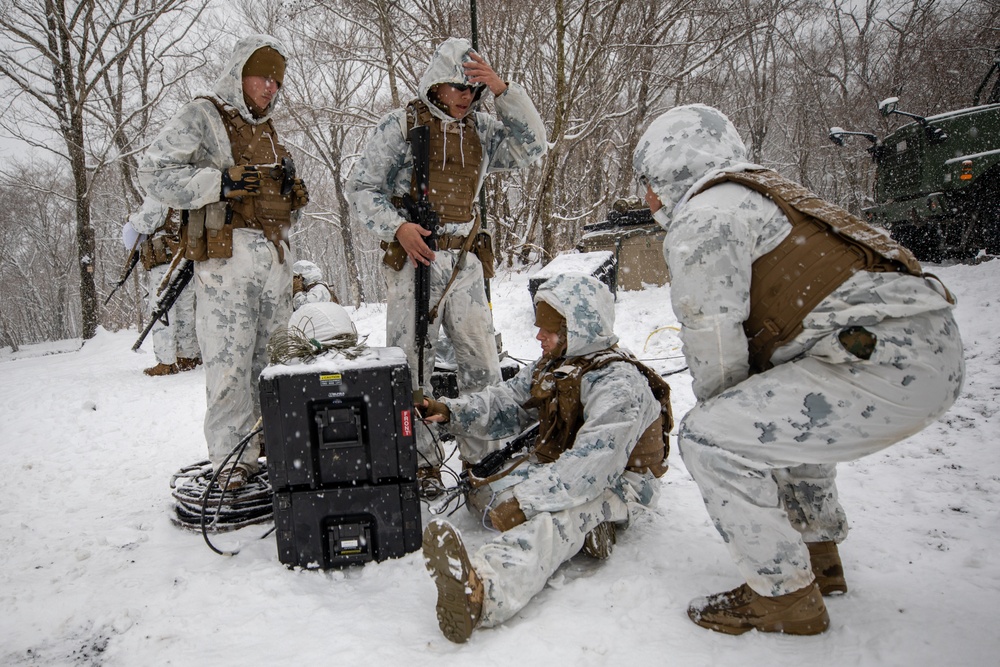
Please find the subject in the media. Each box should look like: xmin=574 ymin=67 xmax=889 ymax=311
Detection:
xmin=132 ymin=260 xmax=194 ymax=351
xmin=431 ymin=422 xmax=540 ymax=512
xmin=104 ymin=241 xmax=142 ymax=305
xmin=403 ymin=124 xmax=439 ymax=400
xmin=465 ymin=422 xmax=540 ymax=481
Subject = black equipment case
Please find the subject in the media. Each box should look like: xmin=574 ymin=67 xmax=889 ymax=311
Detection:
xmin=259 ymin=347 xmax=422 ymax=568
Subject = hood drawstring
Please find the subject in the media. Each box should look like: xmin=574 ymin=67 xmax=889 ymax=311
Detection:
xmin=438 ymin=117 xmax=468 ymax=171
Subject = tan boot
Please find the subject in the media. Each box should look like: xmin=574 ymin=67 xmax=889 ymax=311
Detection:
xmin=581 ymin=521 xmax=616 ymax=560
xmin=808 ymin=541 xmax=848 ymax=596
xmin=175 ymin=357 xmax=202 ymax=372
xmin=416 ymin=465 xmax=444 ymax=500
xmin=423 ymin=520 xmax=483 ymax=643
xmin=688 ymin=582 xmax=829 ymax=636
xmin=217 ymin=463 xmax=252 ymax=491
xmin=143 ymin=362 xmax=178 ymax=376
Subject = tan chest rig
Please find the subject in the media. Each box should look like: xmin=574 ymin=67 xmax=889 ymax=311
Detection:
xmin=695 ymin=169 xmax=941 ymax=373
xmin=521 ymin=348 xmax=672 ymax=478
xmin=140 ymin=208 xmax=180 ymax=271
xmin=408 ymin=100 xmax=482 ymax=226
xmin=184 ymin=97 xmax=294 ymax=262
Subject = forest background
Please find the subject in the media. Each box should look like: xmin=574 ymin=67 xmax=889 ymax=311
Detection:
xmin=1 ymin=0 xmax=997 ymax=349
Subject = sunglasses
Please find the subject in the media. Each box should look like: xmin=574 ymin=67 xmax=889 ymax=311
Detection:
xmin=448 ymin=83 xmax=477 ymax=92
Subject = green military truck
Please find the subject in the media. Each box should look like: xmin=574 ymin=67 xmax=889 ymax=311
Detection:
xmin=829 ymin=56 xmax=1000 ymax=261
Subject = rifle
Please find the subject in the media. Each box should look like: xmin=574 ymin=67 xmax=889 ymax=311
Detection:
xmin=431 ymin=422 xmax=540 ymax=512
xmin=104 ymin=238 xmax=142 ymax=305
xmin=403 ymin=124 xmax=439 ymax=402
xmin=132 ymin=259 xmax=194 ymax=352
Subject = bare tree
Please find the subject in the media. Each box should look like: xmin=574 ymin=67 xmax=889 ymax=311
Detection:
xmin=0 ymin=0 xmax=207 ymax=339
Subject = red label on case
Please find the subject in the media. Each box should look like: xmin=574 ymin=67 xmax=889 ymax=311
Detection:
xmin=401 ymin=409 xmax=412 ymax=437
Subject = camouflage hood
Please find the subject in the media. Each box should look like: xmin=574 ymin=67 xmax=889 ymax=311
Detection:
xmin=417 ymin=37 xmax=485 ymax=122
xmin=292 ymin=260 xmax=323 ymax=284
xmin=211 ymin=34 xmax=287 ymax=124
xmin=534 ymin=273 xmax=618 ymax=358
xmin=632 ymin=104 xmax=755 ymax=229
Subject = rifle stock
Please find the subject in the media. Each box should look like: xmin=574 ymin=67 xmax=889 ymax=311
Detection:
xmin=132 ymin=260 xmax=194 ymax=352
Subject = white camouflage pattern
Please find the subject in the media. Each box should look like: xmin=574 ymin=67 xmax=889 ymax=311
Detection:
xmin=345 ymin=37 xmax=547 ymax=466
xmin=439 ymin=273 xmax=661 ymax=626
xmin=634 ymin=104 xmax=965 ymax=596
xmin=138 ymin=35 xmax=296 ymax=471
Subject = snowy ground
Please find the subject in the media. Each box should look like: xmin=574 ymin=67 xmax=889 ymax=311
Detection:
xmin=1 ymin=259 xmax=998 ymax=666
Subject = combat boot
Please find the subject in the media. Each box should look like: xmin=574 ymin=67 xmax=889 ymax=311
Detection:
xmin=175 ymin=357 xmax=202 ymax=372
xmin=808 ymin=541 xmax=848 ymax=596
xmin=143 ymin=362 xmax=177 ymax=376
xmin=423 ymin=520 xmax=483 ymax=643
xmin=581 ymin=521 xmax=616 ymax=560
xmin=688 ymin=582 xmax=829 ymax=636
xmin=416 ymin=465 xmax=444 ymax=500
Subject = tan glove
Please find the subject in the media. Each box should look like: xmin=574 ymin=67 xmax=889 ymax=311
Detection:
xmin=292 ymin=275 xmax=304 ymax=295
xmin=489 ymin=497 xmax=527 ymax=531
xmin=290 ymin=178 xmax=309 ymax=210
xmin=221 ymin=165 xmax=261 ymax=199
xmin=420 ymin=397 xmax=450 ymax=423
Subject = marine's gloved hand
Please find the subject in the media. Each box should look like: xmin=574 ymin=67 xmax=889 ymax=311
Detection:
xmin=290 ymin=178 xmax=309 ymax=210
xmin=221 ymin=165 xmax=261 ymax=199
xmin=292 ymin=275 xmax=304 ymax=295
xmin=488 ymin=497 xmax=526 ymax=531
xmin=420 ymin=397 xmax=450 ymax=423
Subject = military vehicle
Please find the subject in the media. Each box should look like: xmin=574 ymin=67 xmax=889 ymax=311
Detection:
xmin=829 ymin=55 xmax=1000 ymax=261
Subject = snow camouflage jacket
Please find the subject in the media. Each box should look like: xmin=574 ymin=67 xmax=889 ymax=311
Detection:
xmin=138 ymin=34 xmax=300 ymax=221
xmin=440 ymin=273 xmax=661 ymax=515
xmin=345 ymin=37 xmax=547 ymax=244
xmin=632 ymin=104 xmax=957 ymax=402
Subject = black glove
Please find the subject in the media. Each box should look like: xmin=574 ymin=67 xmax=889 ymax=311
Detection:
xmin=221 ymin=165 xmax=261 ymax=199
xmin=290 ymin=178 xmax=309 ymax=210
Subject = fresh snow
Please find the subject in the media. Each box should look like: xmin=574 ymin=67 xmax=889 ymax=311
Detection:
xmin=1 ymin=260 xmax=998 ymax=666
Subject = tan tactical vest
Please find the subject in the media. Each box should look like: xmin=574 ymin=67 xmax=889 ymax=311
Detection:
xmin=407 ymin=100 xmax=483 ymax=224
xmin=140 ymin=208 xmax=180 ymax=271
xmin=522 ymin=347 xmax=672 ymax=478
xmin=190 ymin=97 xmax=295 ymax=261
xmin=696 ymin=169 xmax=928 ymax=373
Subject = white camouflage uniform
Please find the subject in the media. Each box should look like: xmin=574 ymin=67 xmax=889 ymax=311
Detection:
xmin=633 ymin=104 xmax=965 ymax=597
xmin=139 ymin=35 xmax=297 ymax=472
xmin=344 ymin=37 xmax=547 ymax=467
xmin=437 ymin=273 xmax=661 ymax=626
xmin=127 ymin=198 xmax=199 ymax=366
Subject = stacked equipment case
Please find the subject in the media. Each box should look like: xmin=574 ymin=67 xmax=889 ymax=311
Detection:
xmin=259 ymin=347 xmax=422 ymax=568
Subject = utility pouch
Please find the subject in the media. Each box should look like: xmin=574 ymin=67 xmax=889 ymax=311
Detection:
xmin=204 ymin=201 xmax=233 ymax=259
xmin=140 ymin=236 xmax=173 ymax=271
xmin=380 ymin=240 xmax=408 ymax=271
xmin=472 ymin=230 xmax=495 ymax=279
xmin=184 ymin=208 xmax=209 ymax=261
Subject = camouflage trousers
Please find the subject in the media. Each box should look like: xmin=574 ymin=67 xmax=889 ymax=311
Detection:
xmin=680 ymin=309 xmax=965 ymax=596
xmin=472 ymin=489 xmax=630 ymax=627
xmin=383 ymin=249 xmax=500 ymax=466
xmin=195 ymin=229 xmax=292 ymax=471
xmin=146 ymin=261 xmax=199 ymax=365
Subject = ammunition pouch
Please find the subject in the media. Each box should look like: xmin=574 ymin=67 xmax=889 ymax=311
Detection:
xmin=472 ymin=230 xmax=495 ymax=279
xmin=140 ymin=236 xmax=176 ymax=271
xmin=183 ymin=202 xmax=230 ymax=261
xmin=380 ymin=240 xmax=408 ymax=271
